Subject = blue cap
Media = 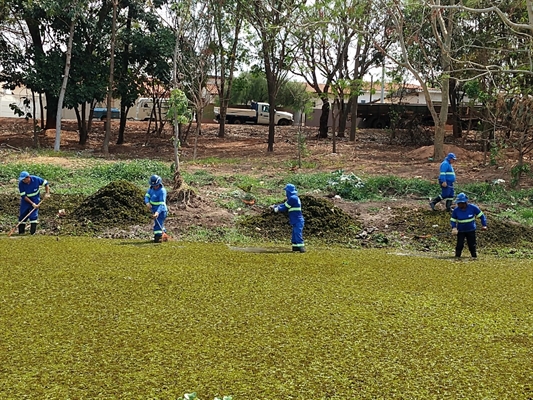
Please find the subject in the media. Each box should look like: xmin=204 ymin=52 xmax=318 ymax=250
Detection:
xmin=149 ymin=174 xmax=162 ymax=187
xmin=455 ymin=192 xmax=468 ymax=203
xmin=447 ymin=153 xmax=457 ymax=160
xmin=284 ymin=183 xmax=297 ymax=195
xmin=18 ymin=171 xmax=30 ymax=182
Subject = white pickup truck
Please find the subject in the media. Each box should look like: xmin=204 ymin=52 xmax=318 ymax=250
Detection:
xmin=214 ymin=101 xmax=293 ymax=126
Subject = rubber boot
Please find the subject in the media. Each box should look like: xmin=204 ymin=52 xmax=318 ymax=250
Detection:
xmin=18 ymin=223 xmax=25 ymax=234
xmin=292 ymin=246 xmax=306 ymax=253
xmin=154 ymin=234 xmax=162 ymax=243
xmin=30 ymin=223 xmax=37 ymax=235
xmin=298 ymin=246 xmax=306 ymax=253
xmin=429 ymin=196 xmax=441 ymax=211
xmin=445 ymin=200 xmax=452 ymax=212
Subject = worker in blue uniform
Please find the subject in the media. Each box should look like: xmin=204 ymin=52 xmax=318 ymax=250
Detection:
xmin=450 ymin=192 xmax=487 ymax=259
xmin=430 ymin=152 xmax=457 ymax=212
xmin=18 ymin=171 xmax=50 ymax=235
xmin=271 ymin=183 xmax=305 ymax=253
xmin=144 ymin=175 xmax=168 ymax=243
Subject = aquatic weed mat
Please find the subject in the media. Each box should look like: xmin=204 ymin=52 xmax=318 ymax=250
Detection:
xmin=1 ymin=237 xmax=532 ymax=399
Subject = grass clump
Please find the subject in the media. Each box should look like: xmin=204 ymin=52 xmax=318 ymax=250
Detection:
xmin=276 ymin=171 xmax=435 ymax=201
xmin=81 ymin=160 xmax=170 ymax=182
xmin=0 ymin=163 xmax=70 ymax=184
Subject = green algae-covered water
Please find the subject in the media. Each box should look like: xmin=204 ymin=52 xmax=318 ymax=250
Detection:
xmin=1 ymin=236 xmax=532 ymax=399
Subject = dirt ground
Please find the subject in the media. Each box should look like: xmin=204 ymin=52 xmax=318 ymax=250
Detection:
xmin=0 ymin=117 xmax=529 ymax=241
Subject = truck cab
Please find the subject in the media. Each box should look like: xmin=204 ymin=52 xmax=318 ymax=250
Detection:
xmin=251 ymin=102 xmax=293 ymax=125
xmin=213 ymin=102 xmax=293 ymax=125
xmin=129 ymin=98 xmax=170 ymax=121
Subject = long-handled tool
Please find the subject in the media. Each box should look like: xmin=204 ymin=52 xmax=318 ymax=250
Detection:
xmin=154 ymin=214 xmax=171 ymax=242
xmin=7 ymin=196 xmax=48 ymax=237
xmin=8 ymin=204 xmax=38 ymax=237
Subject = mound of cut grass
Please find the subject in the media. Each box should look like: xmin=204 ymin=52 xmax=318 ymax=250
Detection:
xmin=238 ymin=195 xmax=360 ymax=243
xmin=74 ymin=180 xmax=150 ymax=226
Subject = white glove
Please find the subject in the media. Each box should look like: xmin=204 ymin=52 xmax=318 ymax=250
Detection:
xmin=451 ymin=228 xmax=458 ymax=235
xmin=153 ymin=212 xmax=159 ymax=219
xmin=269 ymin=205 xmax=279 ymax=213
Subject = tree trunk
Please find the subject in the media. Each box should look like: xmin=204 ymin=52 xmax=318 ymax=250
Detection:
xmin=266 ymin=70 xmax=277 ymax=152
xmin=319 ymin=100 xmax=330 ymax=138
xmin=349 ymin=97 xmax=358 ymax=141
xmin=433 ymin=72 xmax=451 ymax=161
xmin=337 ymin=98 xmax=346 ymax=138
xmin=39 ymin=93 xmax=45 ymax=130
xmin=193 ymin=110 xmax=203 ymax=160
xmin=54 ymin=18 xmax=76 ymax=151
xmin=31 ymin=91 xmax=39 ymax=148
xmin=103 ymin=0 xmax=118 ymax=156
xmin=117 ymin=105 xmax=128 ymax=145
xmin=75 ymin=106 xmax=89 ymax=145
xmin=449 ymin=79 xmax=462 ymax=139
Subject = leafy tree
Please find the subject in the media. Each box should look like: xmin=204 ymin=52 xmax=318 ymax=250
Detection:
xmin=102 ymin=0 xmax=118 ymax=156
xmin=228 ymin=70 xmax=268 ymax=105
xmin=166 ymin=88 xmax=192 ymax=190
xmin=1 ymin=0 xmax=65 ymax=130
xmin=276 ymin=80 xmax=312 ymax=113
xmin=244 ymin=0 xmax=305 ymax=152
xmin=115 ymin=0 xmax=174 ymax=145
xmin=209 ymin=0 xmax=246 ymax=138
xmin=168 ymin=0 xmax=215 ymax=158
xmin=375 ymin=0 xmax=460 ymax=160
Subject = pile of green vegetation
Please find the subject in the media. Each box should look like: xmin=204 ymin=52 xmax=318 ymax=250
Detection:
xmin=239 ymin=195 xmax=360 ymax=243
xmin=388 ymin=207 xmax=533 ymax=253
xmin=74 ymin=180 xmax=150 ymax=227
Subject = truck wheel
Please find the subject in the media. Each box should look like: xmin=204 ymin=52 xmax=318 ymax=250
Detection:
xmin=100 ymin=115 xmax=107 ymax=121
xmin=373 ymin=119 xmax=388 ymax=129
xmin=233 ymin=118 xmax=243 ymax=124
xmin=277 ymin=119 xmax=291 ymax=126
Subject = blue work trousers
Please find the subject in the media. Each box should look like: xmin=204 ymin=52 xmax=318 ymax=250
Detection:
xmin=291 ymin=220 xmax=305 ymax=246
xmin=153 ymin=211 xmax=167 ymax=235
xmin=19 ymin=198 xmax=40 ymax=223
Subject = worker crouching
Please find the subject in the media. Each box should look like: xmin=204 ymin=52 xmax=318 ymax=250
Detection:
xmin=271 ymin=183 xmax=306 ymax=253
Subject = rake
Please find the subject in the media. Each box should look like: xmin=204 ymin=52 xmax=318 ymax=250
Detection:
xmin=154 ymin=215 xmax=171 ymax=242
xmin=7 ymin=201 xmax=40 ymax=237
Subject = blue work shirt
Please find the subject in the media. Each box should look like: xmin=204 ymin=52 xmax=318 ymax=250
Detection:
xmin=450 ymin=204 xmax=487 ymax=232
xmin=144 ymin=185 xmax=168 ymax=214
